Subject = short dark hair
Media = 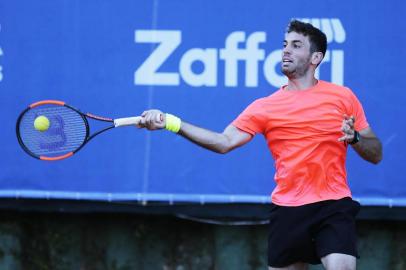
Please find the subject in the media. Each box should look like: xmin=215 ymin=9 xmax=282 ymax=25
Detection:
xmin=286 ymin=19 xmax=327 ymax=57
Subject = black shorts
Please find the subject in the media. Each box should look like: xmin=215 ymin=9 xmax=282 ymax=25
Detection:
xmin=267 ymin=197 xmax=361 ymax=267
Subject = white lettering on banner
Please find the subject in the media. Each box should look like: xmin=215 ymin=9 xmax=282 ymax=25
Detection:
xmin=314 ymin=50 xmax=344 ymax=86
xmin=298 ymin=18 xmax=345 ymax=44
xmin=134 ymin=18 xmax=346 ymax=88
xmin=331 ymin=50 xmax=344 ymax=85
xmin=180 ymin=48 xmax=217 ymax=87
xmin=219 ymin=32 xmax=266 ymax=87
xmin=134 ymin=30 xmax=181 ymax=85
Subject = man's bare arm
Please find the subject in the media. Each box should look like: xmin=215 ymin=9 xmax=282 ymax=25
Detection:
xmin=178 ymin=122 xmax=252 ymax=154
xmin=352 ymin=127 xmax=382 ymax=164
xmin=138 ymin=110 xmax=252 ymax=154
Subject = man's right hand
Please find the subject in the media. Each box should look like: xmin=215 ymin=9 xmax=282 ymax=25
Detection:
xmin=137 ymin=110 xmax=165 ymax=130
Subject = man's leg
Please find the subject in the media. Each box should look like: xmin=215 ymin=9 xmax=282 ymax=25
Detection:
xmin=321 ymin=253 xmax=356 ymax=270
xmin=315 ymin=198 xmax=360 ymax=270
xmin=268 ymin=262 xmax=309 ymax=270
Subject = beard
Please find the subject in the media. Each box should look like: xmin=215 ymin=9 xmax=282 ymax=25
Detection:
xmin=281 ymin=57 xmax=312 ymax=79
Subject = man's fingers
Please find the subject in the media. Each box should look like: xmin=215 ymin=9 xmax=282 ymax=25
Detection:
xmin=147 ymin=113 xmax=162 ymax=124
xmin=157 ymin=113 xmax=163 ymax=122
xmin=338 ymin=133 xmax=350 ymax=141
xmin=347 ymin=116 xmax=355 ymax=128
xmin=338 ymin=133 xmax=354 ymax=142
xmin=145 ymin=113 xmax=153 ymax=124
xmin=338 ymin=134 xmax=352 ymax=142
xmin=342 ymin=114 xmax=355 ymax=124
xmin=138 ymin=110 xmax=165 ymax=130
xmin=339 ymin=115 xmax=356 ymax=142
xmin=341 ymin=123 xmax=352 ymax=133
xmin=136 ymin=117 xmax=146 ymax=128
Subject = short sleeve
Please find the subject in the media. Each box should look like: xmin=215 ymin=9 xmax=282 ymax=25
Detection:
xmin=232 ymin=99 xmax=268 ymax=136
xmin=347 ymin=89 xmax=369 ymax=131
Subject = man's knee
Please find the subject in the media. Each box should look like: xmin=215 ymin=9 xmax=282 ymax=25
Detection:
xmin=321 ymin=253 xmax=356 ymax=270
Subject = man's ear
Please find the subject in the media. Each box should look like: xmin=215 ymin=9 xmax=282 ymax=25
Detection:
xmin=311 ymin=52 xmax=324 ymax=65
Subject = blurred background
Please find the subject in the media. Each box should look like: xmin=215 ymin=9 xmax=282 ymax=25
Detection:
xmin=0 ymin=0 xmax=405 ymax=269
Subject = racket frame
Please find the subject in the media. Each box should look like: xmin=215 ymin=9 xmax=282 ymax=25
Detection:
xmin=16 ymin=100 xmax=117 ymax=161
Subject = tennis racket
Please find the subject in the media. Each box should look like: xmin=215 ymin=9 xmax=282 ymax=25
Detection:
xmin=16 ymin=100 xmax=159 ymax=161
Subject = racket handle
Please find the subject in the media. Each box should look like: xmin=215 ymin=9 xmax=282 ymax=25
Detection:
xmin=114 ymin=114 xmax=163 ymax=127
xmin=114 ymin=116 xmax=142 ymax=127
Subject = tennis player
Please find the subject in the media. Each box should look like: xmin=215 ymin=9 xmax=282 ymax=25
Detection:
xmin=137 ymin=20 xmax=383 ymax=270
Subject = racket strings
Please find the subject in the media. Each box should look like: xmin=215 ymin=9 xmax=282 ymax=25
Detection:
xmin=18 ymin=104 xmax=87 ymax=157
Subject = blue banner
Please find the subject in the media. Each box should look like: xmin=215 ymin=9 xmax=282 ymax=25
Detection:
xmin=0 ymin=0 xmax=404 ymax=206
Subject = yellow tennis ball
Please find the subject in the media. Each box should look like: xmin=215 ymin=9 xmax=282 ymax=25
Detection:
xmin=34 ymin=115 xmax=50 ymax=132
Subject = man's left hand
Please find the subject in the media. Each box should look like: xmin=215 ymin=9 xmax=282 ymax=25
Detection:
xmin=338 ymin=115 xmax=356 ymax=143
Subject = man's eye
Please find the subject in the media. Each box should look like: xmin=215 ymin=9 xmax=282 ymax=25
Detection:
xmin=294 ymin=44 xmax=300 ymax=48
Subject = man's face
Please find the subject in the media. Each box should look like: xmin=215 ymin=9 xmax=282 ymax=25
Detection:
xmin=281 ymin=32 xmax=313 ymax=78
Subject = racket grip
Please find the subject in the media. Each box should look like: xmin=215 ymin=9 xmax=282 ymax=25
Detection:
xmin=114 ymin=116 xmax=142 ymax=127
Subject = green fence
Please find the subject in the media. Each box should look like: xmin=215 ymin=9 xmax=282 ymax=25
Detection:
xmin=1 ymin=209 xmax=406 ymax=270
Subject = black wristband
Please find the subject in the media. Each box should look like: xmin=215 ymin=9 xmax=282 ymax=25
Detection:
xmin=350 ymin=130 xmax=360 ymax=145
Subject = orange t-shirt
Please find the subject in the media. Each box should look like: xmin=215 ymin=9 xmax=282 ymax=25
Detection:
xmin=232 ymin=80 xmax=369 ymax=206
